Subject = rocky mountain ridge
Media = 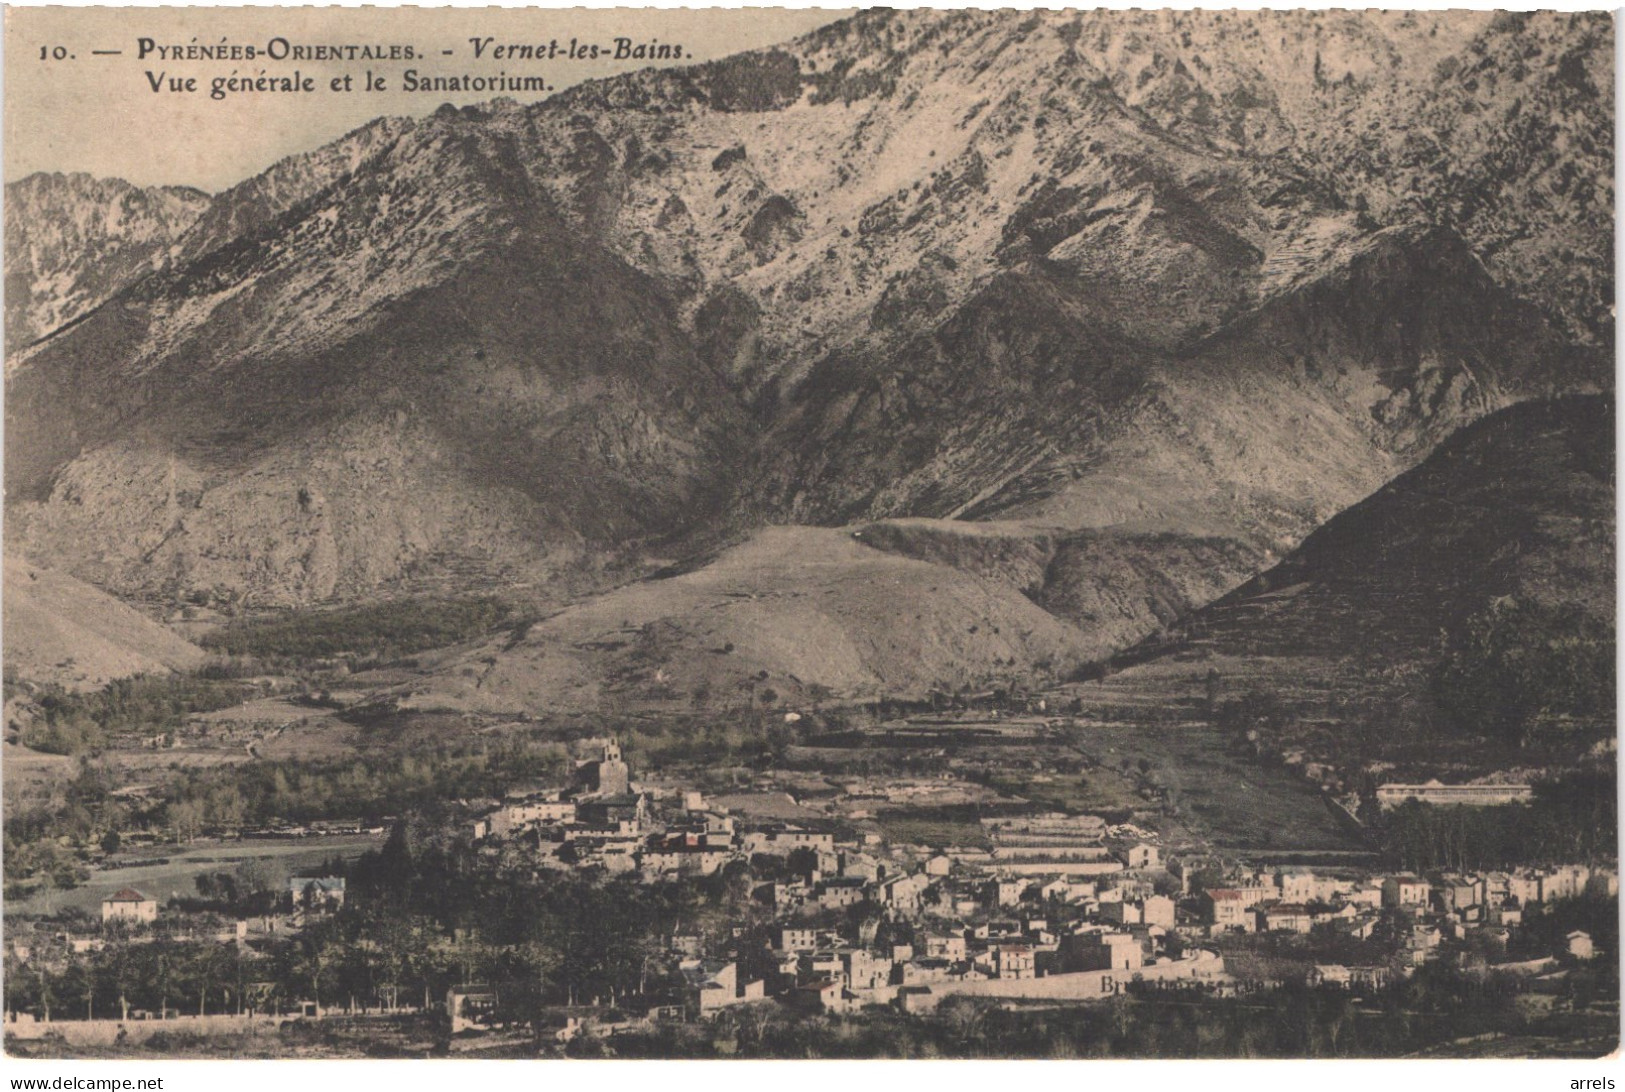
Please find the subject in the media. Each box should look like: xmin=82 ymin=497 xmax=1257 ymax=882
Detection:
xmin=4 ymin=9 xmax=1611 ymax=693
xmin=4 ymin=173 xmax=209 ymax=352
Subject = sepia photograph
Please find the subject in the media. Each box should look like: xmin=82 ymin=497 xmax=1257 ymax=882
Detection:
xmin=0 ymin=2 xmax=1616 ymax=1064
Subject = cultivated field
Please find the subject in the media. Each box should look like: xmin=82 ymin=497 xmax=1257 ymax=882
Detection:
xmin=9 ymin=834 xmax=385 ymax=916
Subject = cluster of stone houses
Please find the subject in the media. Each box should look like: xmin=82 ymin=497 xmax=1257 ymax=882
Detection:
xmin=1196 ymin=861 xmax=1614 ymax=970
xmin=731 ymin=857 xmax=1616 ymax=1018
xmin=756 ymin=855 xmax=1233 ymax=1015
xmin=687 ymin=906 xmax=1226 ymax=1018
xmin=662 ymin=844 xmax=1617 ymax=1019
xmin=451 ymin=743 xmax=1617 ymax=1025
xmin=471 ymin=740 xmax=675 ymax=873
xmin=463 ymin=749 xmax=1237 ymax=1016
xmin=20 ymin=714 xmax=1616 ymax=1045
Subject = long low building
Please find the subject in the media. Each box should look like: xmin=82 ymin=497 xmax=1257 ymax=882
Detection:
xmin=1375 ymin=781 xmax=1533 ymax=809
xmin=982 ymin=814 xmax=1106 ymax=839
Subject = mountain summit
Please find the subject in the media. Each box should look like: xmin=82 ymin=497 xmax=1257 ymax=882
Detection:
xmin=6 ymin=10 xmax=1610 ymax=665
xmin=4 ymin=172 xmax=209 ymax=352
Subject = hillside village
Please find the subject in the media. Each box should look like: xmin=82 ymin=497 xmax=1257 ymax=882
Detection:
xmin=454 ymin=741 xmax=1614 ymax=1018
xmin=7 ymin=730 xmax=1616 ymax=1056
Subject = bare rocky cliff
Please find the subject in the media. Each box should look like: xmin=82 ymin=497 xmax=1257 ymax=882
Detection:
xmin=4 ymin=173 xmax=209 ymax=352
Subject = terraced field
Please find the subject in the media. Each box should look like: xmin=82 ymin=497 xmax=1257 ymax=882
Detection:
xmin=1050 ymin=670 xmax=1360 ymax=852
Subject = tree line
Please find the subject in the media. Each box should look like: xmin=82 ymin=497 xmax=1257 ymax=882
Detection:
xmin=1379 ymin=770 xmax=1617 ymax=873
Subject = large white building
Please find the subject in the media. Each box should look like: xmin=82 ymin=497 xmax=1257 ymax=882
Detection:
xmin=1375 ymin=781 xmax=1533 ymax=809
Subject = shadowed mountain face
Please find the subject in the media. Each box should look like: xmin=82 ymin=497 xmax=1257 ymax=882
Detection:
xmin=5 ymin=8 xmax=1612 ymax=672
xmin=753 ymin=222 xmax=1593 ymax=551
xmin=1111 ymin=395 xmax=1614 ymax=747
xmin=1181 ymin=396 xmax=1614 ymax=656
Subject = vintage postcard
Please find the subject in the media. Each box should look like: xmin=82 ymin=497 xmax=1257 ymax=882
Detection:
xmin=1 ymin=4 xmax=1616 ymax=1063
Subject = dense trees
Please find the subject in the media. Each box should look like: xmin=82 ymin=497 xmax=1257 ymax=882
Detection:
xmin=3 ymin=740 xmax=573 ymax=894
xmin=5 ymin=938 xmax=255 ymax=1021
xmin=1212 ymin=687 xmax=1296 ymax=736
xmin=198 ymin=597 xmax=516 ymax=664
xmin=9 ymin=862 xmax=695 ymax=1027
xmin=1380 ymin=771 xmax=1617 ymax=872
xmin=161 ymin=744 xmax=560 ymax=827
xmin=336 ymin=829 xmax=702 ymax=1018
xmin=11 ymin=675 xmax=255 ymax=755
xmin=1434 ymin=598 xmax=1614 ymax=747
xmin=189 ymin=861 xmax=281 ymax=917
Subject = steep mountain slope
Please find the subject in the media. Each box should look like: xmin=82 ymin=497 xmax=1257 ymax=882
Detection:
xmin=1181 ymin=395 xmax=1612 ymax=656
xmin=172 ymin=117 xmax=414 ymax=267
xmin=4 ymin=173 xmax=209 ymax=351
xmin=753 ymin=222 xmax=1593 ymax=551
xmin=417 ymin=386 xmax=1610 ymax=715
xmin=3 ymin=557 xmax=205 ymax=690
xmin=5 ymin=9 xmax=1610 ymax=647
xmin=1108 ymin=395 xmax=1614 ymax=750
xmin=394 ymin=526 xmax=1089 ymax=713
xmin=7 ymin=106 xmax=749 ymax=607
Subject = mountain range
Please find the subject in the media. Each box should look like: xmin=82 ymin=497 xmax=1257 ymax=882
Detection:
xmin=4 ymin=8 xmax=1613 ymax=707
